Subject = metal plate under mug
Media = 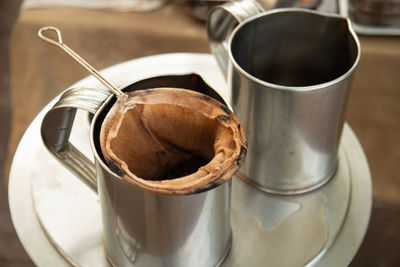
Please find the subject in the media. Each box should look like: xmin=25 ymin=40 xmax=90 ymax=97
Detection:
xmin=8 ymin=53 xmax=372 ymax=267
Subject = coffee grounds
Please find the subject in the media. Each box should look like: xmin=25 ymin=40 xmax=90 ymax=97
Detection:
xmin=146 ymin=157 xmax=209 ymax=181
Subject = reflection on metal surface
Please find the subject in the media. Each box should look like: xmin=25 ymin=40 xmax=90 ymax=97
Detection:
xmin=232 ymin=178 xmax=301 ymax=229
xmin=31 ymin=131 xmax=350 ymax=266
xmin=115 ymin=217 xmax=140 ymax=263
xmin=339 ymin=0 xmax=400 ymax=35
xmin=224 ymin=143 xmax=352 ymax=266
xmin=226 ymin=185 xmax=328 ymax=266
xmin=96 ymin=156 xmax=231 ymax=267
xmin=207 ymin=3 xmax=360 ymax=194
xmin=236 ymin=170 xmax=333 ymax=195
xmin=41 ymin=70 xmax=236 ymax=266
xmin=40 ymin=86 xmax=110 ymax=192
xmin=9 ymin=54 xmax=371 ymax=267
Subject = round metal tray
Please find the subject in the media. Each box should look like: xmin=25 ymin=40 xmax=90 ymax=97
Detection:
xmin=9 ymin=53 xmax=372 ymax=267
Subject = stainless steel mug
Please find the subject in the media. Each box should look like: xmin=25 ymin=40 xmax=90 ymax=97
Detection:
xmin=41 ymin=74 xmax=233 ymax=266
xmin=207 ymin=1 xmax=360 ymax=194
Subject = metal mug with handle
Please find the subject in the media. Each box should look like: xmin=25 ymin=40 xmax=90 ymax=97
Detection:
xmin=40 ymin=74 xmax=234 ymax=267
xmin=207 ymin=0 xmax=361 ymax=194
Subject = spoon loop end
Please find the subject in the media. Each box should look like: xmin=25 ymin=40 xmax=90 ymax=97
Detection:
xmin=38 ymin=26 xmax=63 ymax=47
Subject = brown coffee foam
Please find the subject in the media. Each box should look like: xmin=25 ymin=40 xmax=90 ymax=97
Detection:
xmin=100 ymin=88 xmax=247 ymax=195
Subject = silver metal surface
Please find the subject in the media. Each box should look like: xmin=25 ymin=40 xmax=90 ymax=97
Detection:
xmin=207 ymin=0 xmax=265 ymax=75
xmin=207 ymin=5 xmax=361 ymax=194
xmin=99 ymin=173 xmax=231 ymax=267
xmin=40 ymin=86 xmax=110 ymax=192
xmin=9 ymin=53 xmax=372 ymax=267
xmin=40 ymin=72 xmax=233 ymax=266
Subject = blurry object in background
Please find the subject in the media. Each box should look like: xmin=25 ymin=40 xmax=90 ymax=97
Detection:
xmin=22 ymin=0 xmax=168 ymax=12
xmin=186 ymin=0 xmax=321 ymax=22
xmin=274 ymin=0 xmax=321 ymax=9
xmin=349 ymin=0 xmax=400 ymax=25
xmin=339 ymin=0 xmax=400 ymax=35
xmin=186 ymin=0 xmax=230 ymax=21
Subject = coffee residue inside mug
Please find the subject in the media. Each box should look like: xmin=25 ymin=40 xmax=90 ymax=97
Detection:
xmin=99 ymin=88 xmax=247 ymax=195
xmin=151 ymin=157 xmax=210 ymax=181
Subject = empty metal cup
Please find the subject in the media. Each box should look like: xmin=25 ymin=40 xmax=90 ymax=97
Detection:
xmin=207 ymin=1 xmax=360 ymax=194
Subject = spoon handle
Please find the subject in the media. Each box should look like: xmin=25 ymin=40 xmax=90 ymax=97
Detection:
xmin=38 ymin=26 xmax=125 ymax=98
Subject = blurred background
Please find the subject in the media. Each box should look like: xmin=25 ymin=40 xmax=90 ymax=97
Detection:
xmin=1 ymin=0 xmax=399 ymax=266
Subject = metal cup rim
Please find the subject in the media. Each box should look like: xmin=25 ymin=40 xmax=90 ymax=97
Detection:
xmin=227 ymin=8 xmax=361 ymax=92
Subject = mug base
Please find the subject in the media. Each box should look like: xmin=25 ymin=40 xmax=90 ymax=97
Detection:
xmin=236 ymin=170 xmax=336 ymax=195
xmin=103 ymin=231 xmax=232 ymax=267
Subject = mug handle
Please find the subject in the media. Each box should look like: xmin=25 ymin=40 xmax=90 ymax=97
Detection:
xmin=206 ymin=0 xmax=265 ymax=77
xmin=41 ymin=86 xmax=111 ymax=192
